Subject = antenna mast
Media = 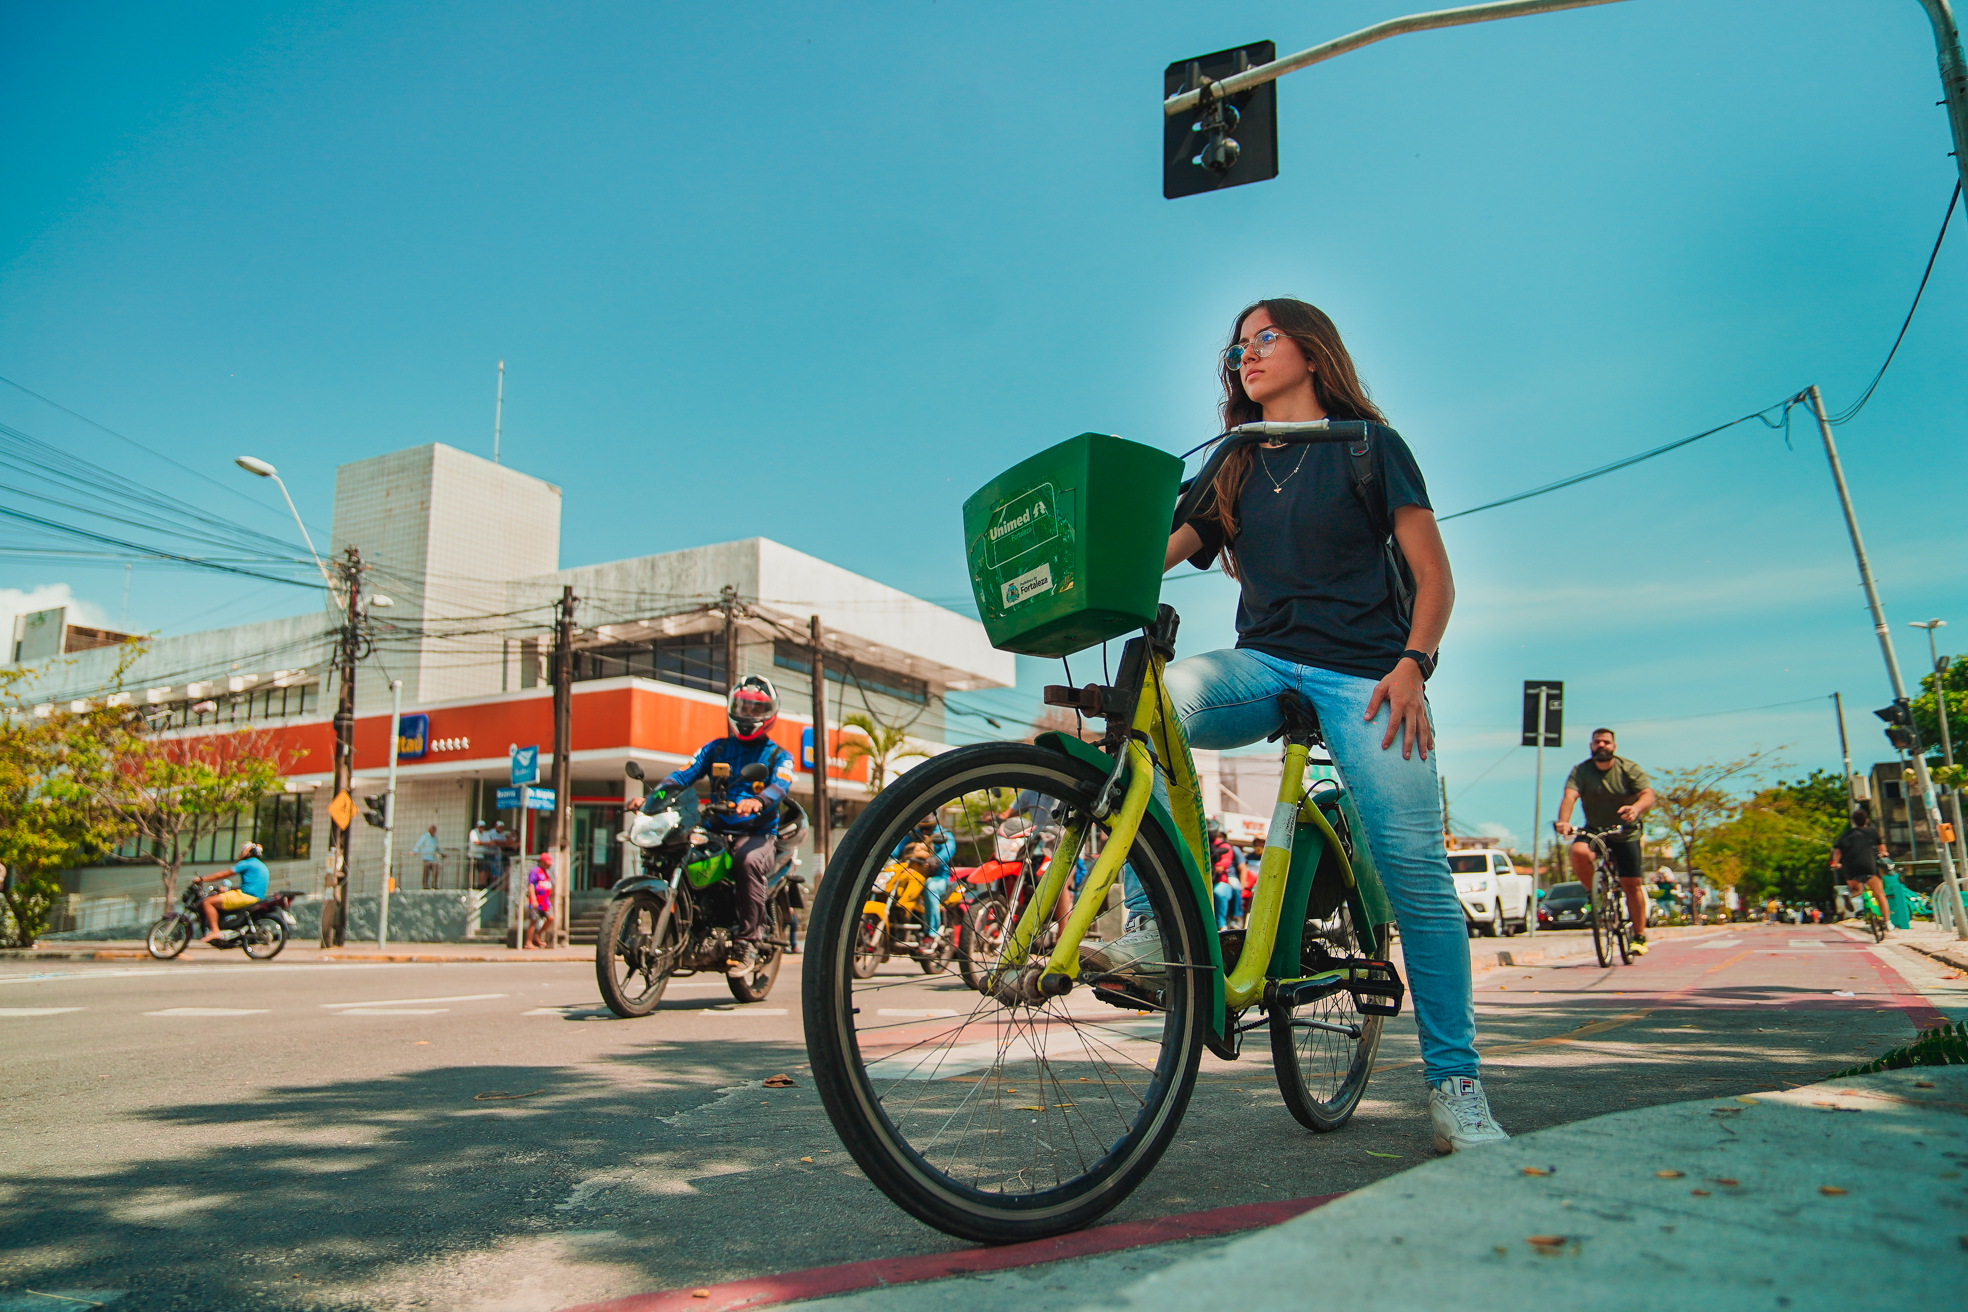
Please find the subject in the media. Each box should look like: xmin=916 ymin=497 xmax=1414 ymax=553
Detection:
xmin=493 ymin=359 xmax=505 ymax=465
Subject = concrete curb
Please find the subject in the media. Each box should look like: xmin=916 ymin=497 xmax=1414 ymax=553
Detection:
xmin=1093 ymin=1067 xmax=1968 ymax=1312
xmin=0 ymin=944 xmax=594 ymax=964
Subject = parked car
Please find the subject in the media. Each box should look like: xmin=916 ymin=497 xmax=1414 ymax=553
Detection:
xmin=1447 ymin=849 xmax=1534 ymax=936
xmin=1539 ymin=880 xmax=1592 ymax=929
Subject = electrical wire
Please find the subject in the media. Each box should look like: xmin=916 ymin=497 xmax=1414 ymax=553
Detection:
xmin=1827 ymin=180 xmax=1960 ymax=426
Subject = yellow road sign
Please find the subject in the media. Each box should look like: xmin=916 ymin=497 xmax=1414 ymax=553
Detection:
xmin=328 ymin=789 xmax=355 ymax=830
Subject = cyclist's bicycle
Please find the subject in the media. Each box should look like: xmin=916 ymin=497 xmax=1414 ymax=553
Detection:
xmin=803 ymin=602 xmax=1405 ymax=1243
xmin=1566 ymin=827 xmax=1633 ymax=967
xmin=1852 ymin=862 xmax=1890 ymax=942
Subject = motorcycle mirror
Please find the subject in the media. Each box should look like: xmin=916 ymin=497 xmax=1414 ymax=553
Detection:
xmin=624 ymin=761 xmax=644 ymax=781
xmin=740 ymin=762 xmax=770 ymax=783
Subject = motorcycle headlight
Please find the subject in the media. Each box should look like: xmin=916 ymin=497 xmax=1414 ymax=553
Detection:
xmin=627 ymin=812 xmax=680 ymax=849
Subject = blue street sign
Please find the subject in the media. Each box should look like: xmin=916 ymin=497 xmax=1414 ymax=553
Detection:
xmin=510 ymin=744 xmax=539 ymax=786
xmin=800 ymin=726 xmax=814 ymax=771
xmin=396 ymin=713 xmax=429 ymax=760
xmin=496 ymin=785 xmax=555 ymax=811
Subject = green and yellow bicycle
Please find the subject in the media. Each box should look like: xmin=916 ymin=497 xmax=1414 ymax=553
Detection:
xmin=803 ymin=429 xmax=1405 ymax=1243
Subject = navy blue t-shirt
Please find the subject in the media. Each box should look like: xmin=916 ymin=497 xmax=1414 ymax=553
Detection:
xmin=1184 ymin=424 xmax=1431 ymax=682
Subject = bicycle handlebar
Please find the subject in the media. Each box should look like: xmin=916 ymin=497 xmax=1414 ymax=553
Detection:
xmin=1171 ymin=420 xmax=1376 ymax=527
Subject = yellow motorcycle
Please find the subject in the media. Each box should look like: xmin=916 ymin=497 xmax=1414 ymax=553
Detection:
xmin=853 ymin=855 xmax=967 ymax=978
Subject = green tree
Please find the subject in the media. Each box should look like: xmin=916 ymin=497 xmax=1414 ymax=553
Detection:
xmin=837 ymin=711 xmax=930 ymax=795
xmin=0 ymin=664 xmax=133 ymax=946
xmin=1709 ymin=770 xmax=1848 ymax=907
xmin=1911 ymin=660 xmax=1968 ymax=765
xmin=88 ymin=727 xmax=295 ymax=902
xmin=1647 ymin=750 xmax=1778 ymax=900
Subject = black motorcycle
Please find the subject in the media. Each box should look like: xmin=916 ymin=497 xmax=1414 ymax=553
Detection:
xmin=595 ymin=760 xmax=809 ymax=1017
xmin=146 ymin=881 xmax=300 ymax=960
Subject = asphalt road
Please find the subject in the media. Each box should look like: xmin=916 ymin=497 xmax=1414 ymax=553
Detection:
xmin=1 ymin=925 xmax=1961 ymax=1312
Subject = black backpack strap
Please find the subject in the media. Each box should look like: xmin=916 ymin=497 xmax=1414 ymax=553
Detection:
xmin=1346 ymin=425 xmax=1425 ymax=657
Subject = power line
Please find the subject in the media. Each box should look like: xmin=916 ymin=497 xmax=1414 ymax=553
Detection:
xmin=1827 ymin=180 xmax=1960 ymax=426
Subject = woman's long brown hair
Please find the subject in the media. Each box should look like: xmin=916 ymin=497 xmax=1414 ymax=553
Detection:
xmin=1209 ymin=299 xmax=1386 ymax=543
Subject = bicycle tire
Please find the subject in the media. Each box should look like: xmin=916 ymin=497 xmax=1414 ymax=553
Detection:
xmin=595 ymin=892 xmax=682 ymax=1018
xmin=1613 ymin=883 xmax=1633 ymax=965
xmin=1868 ymin=909 xmax=1886 ymax=943
xmin=1270 ymin=905 xmax=1384 ymax=1132
xmin=1590 ymin=866 xmax=1614 ymax=968
xmin=803 ymin=741 xmax=1209 ymax=1244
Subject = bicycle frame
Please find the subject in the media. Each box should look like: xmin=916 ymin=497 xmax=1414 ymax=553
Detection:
xmin=986 ymin=620 xmax=1397 ymax=1049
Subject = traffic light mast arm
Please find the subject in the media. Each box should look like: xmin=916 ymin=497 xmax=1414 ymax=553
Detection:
xmin=1162 ymin=0 xmax=1632 ymax=118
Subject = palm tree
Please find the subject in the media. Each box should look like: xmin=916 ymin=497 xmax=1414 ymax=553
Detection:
xmin=837 ymin=712 xmax=929 ymax=795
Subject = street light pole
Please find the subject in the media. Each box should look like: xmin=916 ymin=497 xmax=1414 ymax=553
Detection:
xmin=1910 ymin=619 xmax=1968 ymax=898
xmin=234 ymin=456 xmax=335 ymax=597
xmin=1807 ymin=386 xmax=1968 ymax=939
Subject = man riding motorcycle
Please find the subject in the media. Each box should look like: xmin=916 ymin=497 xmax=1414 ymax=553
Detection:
xmin=194 ymin=841 xmax=271 ymax=944
xmin=638 ymin=676 xmax=796 ymax=977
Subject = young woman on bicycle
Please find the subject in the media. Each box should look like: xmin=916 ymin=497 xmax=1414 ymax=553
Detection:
xmin=1080 ymin=297 xmax=1507 ymax=1153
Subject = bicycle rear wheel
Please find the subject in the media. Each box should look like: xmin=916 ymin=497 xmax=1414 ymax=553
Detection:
xmin=1270 ymin=904 xmax=1384 ymax=1132
xmin=803 ymin=742 xmax=1209 ymax=1244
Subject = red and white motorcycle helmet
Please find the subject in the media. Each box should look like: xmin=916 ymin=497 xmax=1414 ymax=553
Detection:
xmin=727 ymin=675 xmax=780 ymax=741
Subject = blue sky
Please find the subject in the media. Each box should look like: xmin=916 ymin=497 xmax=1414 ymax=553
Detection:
xmin=3 ymin=1 xmax=1962 ymax=853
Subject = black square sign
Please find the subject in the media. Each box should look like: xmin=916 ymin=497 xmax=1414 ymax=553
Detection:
xmin=1522 ymin=682 xmax=1563 ymax=747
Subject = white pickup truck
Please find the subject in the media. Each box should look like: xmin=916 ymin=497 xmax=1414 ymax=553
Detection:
xmin=1448 ymin=849 xmax=1535 ymax=937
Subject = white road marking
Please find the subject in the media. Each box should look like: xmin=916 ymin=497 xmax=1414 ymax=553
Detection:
xmin=0 ymin=1007 xmax=84 ymax=1017
xmin=702 ymin=1006 xmax=788 ymax=1015
xmin=146 ymin=1007 xmax=269 ymax=1016
xmin=1786 ymin=940 xmax=1832 ymax=948
xmin=336 ymin=1007 xmax=450 ymax=1016
xmin=878 ymin=1008 xmax=959 ymax=1018
xmin=1690 ymin=939 xmax=1744 ymax=949
xmin=0 ymin=963 xmax=423 ymax=986
xmin=318 ymin=993 xmax=505 ymax=1009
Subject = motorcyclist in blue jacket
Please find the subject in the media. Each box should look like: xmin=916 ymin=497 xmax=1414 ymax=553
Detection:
xmin=642 ymin=675 xmax=795 ymax=977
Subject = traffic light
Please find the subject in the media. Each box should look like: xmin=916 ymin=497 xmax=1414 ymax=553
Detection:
xmin=362 ymin=793 xmax=390 ymax=829
xmin=1164 ymin=42 xmax=1279 ymax=200
xmin=1874 ymin=701 xmax=1916 ymax=752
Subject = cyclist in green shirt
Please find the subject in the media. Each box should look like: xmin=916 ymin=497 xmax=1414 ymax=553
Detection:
xmin=1553 ymin=728 xmax=1657 ymax=953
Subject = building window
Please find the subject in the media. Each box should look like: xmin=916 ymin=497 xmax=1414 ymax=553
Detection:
xmin=772 ymin=640 xmax=927 ymax=705
xmin=254 ymin=793 xmax=312 ymax=861
xmin=150 ymin=682 xmax=316 ymax=729
xmin=573 ymin=633 xmax=727 ymax=694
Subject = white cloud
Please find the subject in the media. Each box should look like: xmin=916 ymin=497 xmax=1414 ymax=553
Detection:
xmin=0 ymin=584 xmax=111 ymax=651
xmin=1472 ymin=820 xmax=1518 ymax=850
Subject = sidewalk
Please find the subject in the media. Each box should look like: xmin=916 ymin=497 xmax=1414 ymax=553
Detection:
xmin=1877 ymin=923 xmax=1968 ymax=973
xmin=0 ymin=940 xmax=593 ymax=964
xmin=639 ymin=1065 xmax=1966 ymax=1312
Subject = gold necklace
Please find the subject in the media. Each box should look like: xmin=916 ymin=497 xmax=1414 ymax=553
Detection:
xmin=1257 ymin=441 xmax=1308 ymax=494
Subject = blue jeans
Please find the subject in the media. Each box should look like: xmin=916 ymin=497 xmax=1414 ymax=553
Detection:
xmin=1129 ymin=648 xmax=1478 ymax=1085
xmin=1212 ymin=878 xmax=1237 ymax=930
xmin=923 ymin=875 xmax=950 ymax=935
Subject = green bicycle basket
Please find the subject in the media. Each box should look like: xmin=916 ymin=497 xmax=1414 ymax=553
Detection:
xmin=962 ymin=433 xmax=1182 ymax=657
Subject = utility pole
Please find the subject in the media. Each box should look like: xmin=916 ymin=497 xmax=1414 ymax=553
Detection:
xmin=323 ymin=546 xmax=363 ymax=948
xmin=1807 ymin=385 xmax=1968 ymax=939
xmin=1909 ymin=620 xmax=1968 ymax=898
xmin=552 ymin=585 xmax=576 ymax=947
xmin=809 ymin=615 xmax=831 ymax=870
xmin=378 ymin=678 xmax=403 ymax=949
xmin=493 ymin=360 xmax=505 ymax=466
xmin=719 ymin=585 xmax=740 ymax=687
xmin=1832 ymin=692 xmax=1855 ymax=802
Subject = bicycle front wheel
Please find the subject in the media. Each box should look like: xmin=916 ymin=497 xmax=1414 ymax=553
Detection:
xmin=1271 ymin=903 xmax=1384 ymax=1132
xmin=1591 ymin=870 xmax=1615 ymax=968
xmin=803 ymin=742 xmax=1209 ymax=1244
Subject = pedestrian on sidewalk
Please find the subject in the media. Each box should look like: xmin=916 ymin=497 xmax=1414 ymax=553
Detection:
xmin=468 ymin=821 xmax=500 ymax=889
xmin=414 ymin=824 xmax=442 ymax=889
xmin=524 ymin=853 xmax=555 ymax=949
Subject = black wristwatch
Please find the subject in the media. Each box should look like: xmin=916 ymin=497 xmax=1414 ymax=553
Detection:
xmin=1398 ymin=649 xmax=1437 ymax=681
